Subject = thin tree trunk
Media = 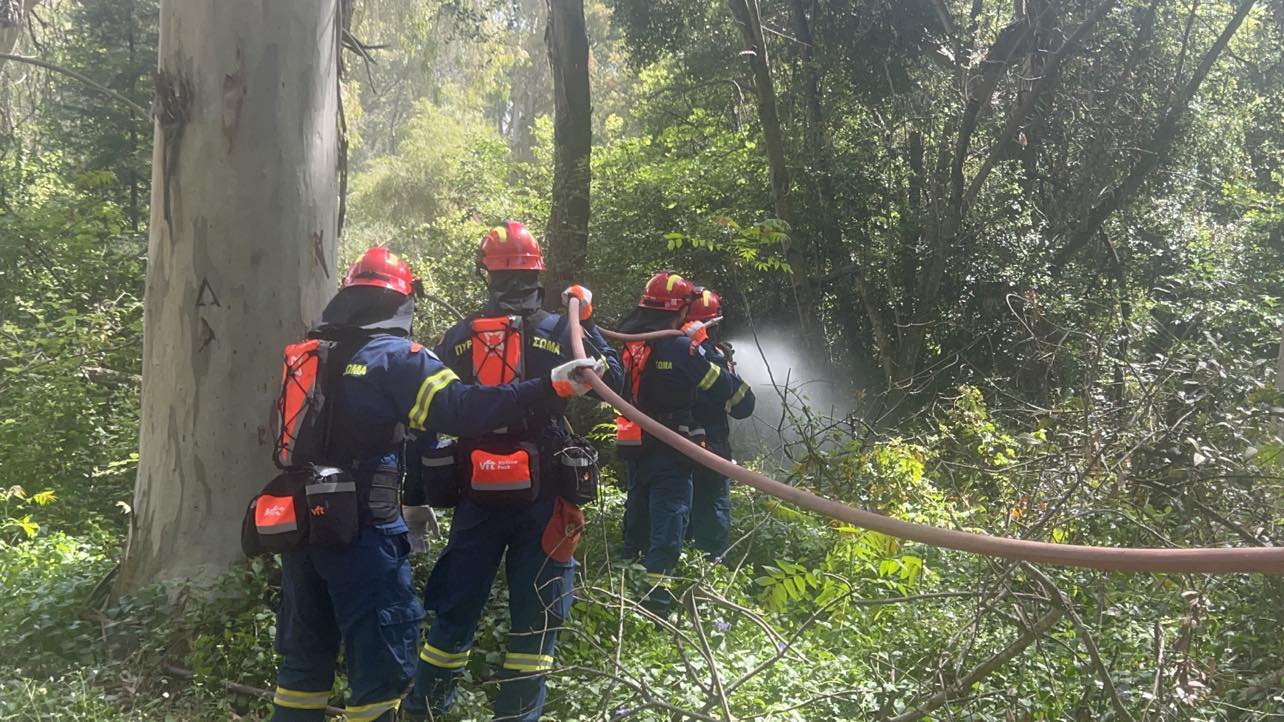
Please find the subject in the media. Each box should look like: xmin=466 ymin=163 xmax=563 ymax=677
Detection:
xmin=1277 ymin=326 xmax=1283 ymax=440
xmin=544 ymin=0 xmax=591 ymax=306
xmin=118 ymin=0 xmax=340 ymax=590
xmin=0 ymin=0 xmax=39 ymax=61
xmin=1050 ymin=0 xmax=1258 ymax=273
xmin=727 ymin=0 xmax=820 ymax=343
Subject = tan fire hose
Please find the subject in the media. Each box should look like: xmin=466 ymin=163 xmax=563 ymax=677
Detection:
xmin=597 ymin=316 xmax=721 ymax=343
xmin=566 ymin=298 xmax=1284 ymax=573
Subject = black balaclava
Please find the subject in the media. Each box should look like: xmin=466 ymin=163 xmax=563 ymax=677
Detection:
xmin=312 ymin=285 xmax=415 ymax=340
xmin=484 ymin=270 xmax=544 ymax=316
xmin=615 ymin=306 xmax=681 ymax=334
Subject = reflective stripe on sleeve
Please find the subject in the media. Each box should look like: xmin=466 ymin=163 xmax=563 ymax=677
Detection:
xmin=419 ymin=643 xmax=470 ymax=669
xmin=724 ymin=382 xmax=750 ymax=412
xmin=345 ymin=696 xmax=401 ymax=721
xmin=409 ymin=368 xmax=460 ymax=431
xmin=272 ymin=687 xmax=330 ymax=710
xmin=502 ymin=651 xmax=555 ymax=673
xmin=697 ymin=364 xmax=722 ymax=390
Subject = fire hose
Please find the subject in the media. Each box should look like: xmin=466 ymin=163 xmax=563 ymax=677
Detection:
xmin=566 ymin=298 xmax=1284 ymax=573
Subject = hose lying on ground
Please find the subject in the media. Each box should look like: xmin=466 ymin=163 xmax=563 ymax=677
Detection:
xmin=566 ymin=297 xmax=1284 ymax=573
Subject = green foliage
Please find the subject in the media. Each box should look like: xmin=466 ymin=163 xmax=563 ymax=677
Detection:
xmin=5 ymin=0 xmax=1284 ymax=719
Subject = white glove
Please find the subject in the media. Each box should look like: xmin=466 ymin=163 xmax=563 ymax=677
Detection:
xmin=561 ymin=285 xmax=594 ymax=320
xmin=550 ymin=358 xmax=606 ymax=397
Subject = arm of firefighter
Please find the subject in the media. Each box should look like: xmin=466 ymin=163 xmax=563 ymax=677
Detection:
xmin=696 ymin=343 xmax=754 ymax=419
xmin=722 ymin=368 xmax=755 ymax=419
xmin=679 ymin=341 xmax=736 ymax=404
xmin=400 ymin=349 xmax=553 ymax=438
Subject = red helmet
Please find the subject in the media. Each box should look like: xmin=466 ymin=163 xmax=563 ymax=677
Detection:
xmin=687 ymin=287 xmax=722 ymax=322
xmin=342 ymin=247 xmax=414 ymax=296
xmin=639 ymin=271 xmax=697 ymax=311
xmin=479 ymin=221 xmax=545 ymax=271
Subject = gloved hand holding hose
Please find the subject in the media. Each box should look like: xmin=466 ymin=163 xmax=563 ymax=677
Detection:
xmin=550 ymin=357 xmax=606 ymax=398
xmin=561 ymin=285 xmax=594 ymax=321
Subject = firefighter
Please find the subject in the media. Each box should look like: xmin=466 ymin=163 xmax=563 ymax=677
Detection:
xmin=686 ymin=288 xmax=755 ymax=560
xmin=269 ymin=247 xmax=602 ymax=722
xmin=403 ymin=221 xmax=623 ymax=722
xmin=615 ymin=272 xmax=739 ymax=615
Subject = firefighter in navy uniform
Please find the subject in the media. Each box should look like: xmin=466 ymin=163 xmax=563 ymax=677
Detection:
xmin=268 ymin=247 xmax=602 ymax=722
xmin=403 ymin=221 xmax=623 ymax=722
xmin=615 ymin=272 xmax=739 ymax=614
xmin=686 ymin=288 xmax=755 ymax=560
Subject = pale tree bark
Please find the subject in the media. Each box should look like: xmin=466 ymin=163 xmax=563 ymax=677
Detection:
xmin=726 ymin=0 xmax=821 ymax=344
xmin=544 ymin=0 xmax=591 ymax=306
xmin=118 ymin=0 xmax=340 ymax=590
xmin=0 ymin=0 xmax=39 ymax=61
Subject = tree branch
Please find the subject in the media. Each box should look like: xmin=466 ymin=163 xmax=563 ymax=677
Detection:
xmin=1025 ymin=564 xmax=1136 ymax=722
xmin=1049 ymin=0 xmax=1259 ymax=274
xmin=887 ymin=606 xmax=1066 ymax=722
xmin=0 ymin=53 xmax=149 ymax=116
xmin=962 ymin=0 xmax=1118 ymax=211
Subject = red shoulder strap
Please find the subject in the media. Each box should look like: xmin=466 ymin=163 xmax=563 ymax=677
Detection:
xmin=621 ymin=340 xmax=652 ymax=401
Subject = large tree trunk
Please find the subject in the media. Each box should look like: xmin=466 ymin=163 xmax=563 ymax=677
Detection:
xmin=543 ymin=0 xmax=590 ymax=306
xmin=118 ymin=0 xmax=340 ymax=590
xmin=727 ymin=0 xmax=820 ymax=344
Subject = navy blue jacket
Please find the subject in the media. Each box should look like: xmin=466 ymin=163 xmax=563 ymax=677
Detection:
xmin=624 ymin=335 xmax=737 ymax=435
xmin=324 ymin=334 xmax=555 ymax=526
xmin=692 ymin=340 xmax=755 ymax=447
xmin=333 ymin=335 xmax=555 ymax=454
xmin=434 ymin=308 xmax=624 ymax=441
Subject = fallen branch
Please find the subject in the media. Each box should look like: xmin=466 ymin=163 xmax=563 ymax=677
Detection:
xmin=685 ymin=591 xmax=734 ymax=721
xmin=161 ymin=663 xmax=344 ymax=717
xmin=886 ymin=606 xmax=1066 ymax=722
xmin=1025 ymin=564 xmax=1136 ymax=722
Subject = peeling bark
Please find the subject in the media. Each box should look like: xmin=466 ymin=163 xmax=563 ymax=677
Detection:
xmin=119 ymin=0 xmax=340 ymax=591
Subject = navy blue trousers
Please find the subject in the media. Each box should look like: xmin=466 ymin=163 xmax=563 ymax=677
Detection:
xmin=404 ymin=496 xmax=577 ymax=722
xmin=690 ymin=465 xmax=731 ymax=558
xmin=621 ymin=447 xmax=693 ymax=612
xmin=271 ymin=527 xmax=423 ymax=722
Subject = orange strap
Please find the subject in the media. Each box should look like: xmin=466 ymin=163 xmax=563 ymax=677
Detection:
xmin=567 ymin=298 xmax=1284 ymax=573
xmin=471 ymin=316 xmax=524 ymax=386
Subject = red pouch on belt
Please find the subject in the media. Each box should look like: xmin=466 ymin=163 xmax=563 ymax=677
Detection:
xmin=467 ymin=442 xmax=539 ymax=504
xmin=614 ymin=415 xmax=644 ymax=461
xmin=541 ymin=497 xmax=585 ymax=563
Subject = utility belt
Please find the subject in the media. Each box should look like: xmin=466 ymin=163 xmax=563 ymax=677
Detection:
xmin=418 ymin=431 xmax=599 ymax=509
xmin=614 ymin=410 xmax=707 ymax=461
xmin=241 ymin=463 xmax=401 ymax=557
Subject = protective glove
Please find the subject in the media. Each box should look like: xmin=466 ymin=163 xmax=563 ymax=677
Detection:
xmin=550 ymin=357 xmax=606 ymax=397
xmin=561 ymin=285 xmax=594 ymax=321
xmin=717 ymin=341 xmax=735 ymax=373
xmin=681 ymin=320 xmax=709 ymax=355
xmin=401 ymin=505 xmax=438 ymax=555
